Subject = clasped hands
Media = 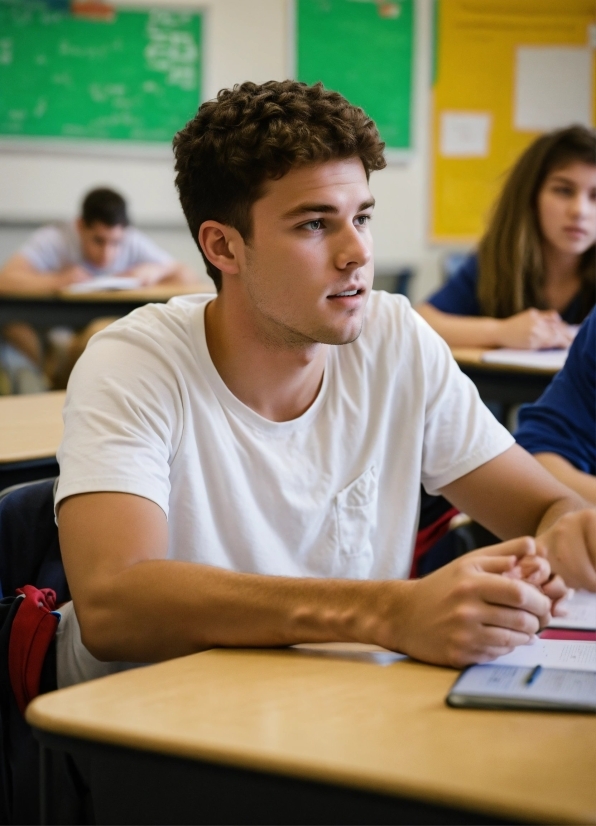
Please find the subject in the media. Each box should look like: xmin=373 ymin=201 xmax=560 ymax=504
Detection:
xmin=389 ymin=536 xmax=570 ymax=669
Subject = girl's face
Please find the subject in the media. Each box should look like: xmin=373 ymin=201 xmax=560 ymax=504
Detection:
xmin=537 ymin=161 xmax=596 ymax=257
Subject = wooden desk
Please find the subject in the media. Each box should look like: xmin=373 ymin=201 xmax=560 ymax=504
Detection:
xmin=452 ymin=347 xmax=557 ymax=420
xmin=27 ymin=646 xmax=596 ymax=825
xmin=0 ymin=390 xmax=64 ymax=488
xmin=0 ymin=283 xmax=214 ymax=329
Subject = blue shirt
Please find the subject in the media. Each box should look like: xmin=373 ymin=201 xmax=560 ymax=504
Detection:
xmin=427 ymin=254 xmax=584 ymax=324
xmin=515 ymin=309 xmax=596 ymax=475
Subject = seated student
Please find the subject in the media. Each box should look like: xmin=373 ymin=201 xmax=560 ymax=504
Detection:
xmin=55 ymin=81 xmax=596 ymax=691
xmin=0 ymin=187 xmax=196 ymax=293
xmin=0 ymin=188 xmax=199 ymax=391
xmin=515 ymin=308 xmax=596 ymax=514
xmin=416 ymin=125 xmax=596 ymax=349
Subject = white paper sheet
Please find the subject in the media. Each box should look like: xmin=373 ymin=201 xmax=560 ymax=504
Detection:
xmin=65 ymin=275 xmax=142 ymax=293
xmin=440 ymin=111 xmax=491 ymax=157
xmin=515 ymin=46 xmax=593 ymax=131
xmin=481 ymin=348 xmax=568 ymax=371
xmin=292 ymin=642 xmax=407 ymax=666
xmin=491 ymin=639 xmax=596 ymax=672
xmin=549 ymin=590 xmax=596 ymax=631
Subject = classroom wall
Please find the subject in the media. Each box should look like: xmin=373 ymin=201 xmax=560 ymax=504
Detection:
xmin=0 ymin=0 xmax=449 ymax=301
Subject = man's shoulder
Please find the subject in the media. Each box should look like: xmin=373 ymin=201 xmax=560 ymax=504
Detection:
xmin=89 ymin=293 xmax=210 ymax=350
xmin=20 ymin=222 xmax=77 ymax=269
xmin=25 ymin=221 xmax=72 ymax=247
xmin=120 ymin=226 xmax=173 ymax=263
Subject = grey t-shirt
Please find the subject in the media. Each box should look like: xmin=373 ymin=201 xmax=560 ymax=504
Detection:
xmin=20 ymin=221 xmax=173 ymax=277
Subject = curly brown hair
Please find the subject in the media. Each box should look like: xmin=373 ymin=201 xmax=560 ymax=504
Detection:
xmin=173 ymin=80 xmax=386 ymax=290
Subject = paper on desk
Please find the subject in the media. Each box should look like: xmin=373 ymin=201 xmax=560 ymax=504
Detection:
xmin=548 ymin=590 xmax=596 ymax=631
xmin=65 ymin=275 xmax=142 ymax=293
xmin=491 ymin=639 xmax=596 ymax=671
xmin=481 ymin=348 xmax=569 ymax=371
xmin=292 ymin=642 xmax=407 ymax=666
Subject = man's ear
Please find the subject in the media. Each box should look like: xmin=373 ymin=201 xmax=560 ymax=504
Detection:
xmin=199 ymin=221 xmax=243 ymax=276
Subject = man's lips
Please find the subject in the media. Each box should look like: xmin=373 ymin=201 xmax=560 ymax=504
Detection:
xmin=327 ymin=286 xmax=365 ymax=299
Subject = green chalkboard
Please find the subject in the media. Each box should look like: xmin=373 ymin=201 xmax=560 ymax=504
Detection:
xmin=0 ymin=1 xmax=201 ymax=143
xmin=296 ymin=0 xmax=414 ymax=150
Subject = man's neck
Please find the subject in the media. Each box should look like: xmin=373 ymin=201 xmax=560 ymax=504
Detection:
xmin=204 ymin=291 xmax=328 ymax=423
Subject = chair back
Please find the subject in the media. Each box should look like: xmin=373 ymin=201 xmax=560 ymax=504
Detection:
xmin=0 ymin=479 xmax=69 ymax=602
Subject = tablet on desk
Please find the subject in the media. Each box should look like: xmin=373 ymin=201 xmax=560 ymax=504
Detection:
xmin=447 ymin=638 xmax=596 ymax=713
xmin=447 ymin=664 xmax=596 ymax=712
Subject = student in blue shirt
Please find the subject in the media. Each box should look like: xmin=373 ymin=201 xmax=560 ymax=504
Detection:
xmin=417 ymin=126 xmax=596 ymax=349
xmin=515 ymin=308 xmax=596 ymax=511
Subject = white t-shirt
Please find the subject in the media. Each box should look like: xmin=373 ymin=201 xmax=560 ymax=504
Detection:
xmin=55 ymin=291 xmax=514 ymax=686
xmin=20 ymin=221 xmax=173 ymax=277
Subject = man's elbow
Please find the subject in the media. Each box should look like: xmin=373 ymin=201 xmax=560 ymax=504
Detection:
xmin=74 ymin=594 xmax=130 ymax=662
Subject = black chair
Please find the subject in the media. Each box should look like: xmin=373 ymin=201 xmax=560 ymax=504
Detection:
xmin=0 ymin=479 xmax=87 ymax=825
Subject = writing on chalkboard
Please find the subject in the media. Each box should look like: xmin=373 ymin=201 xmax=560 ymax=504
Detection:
xmin=0 ymin=1 xmax=202 ymax=143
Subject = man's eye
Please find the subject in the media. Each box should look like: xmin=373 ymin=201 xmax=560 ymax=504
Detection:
xmin=355 ymin=215 xmax=371 ymax=226
xmin=304 ymin=220 xmax=323 ymax=231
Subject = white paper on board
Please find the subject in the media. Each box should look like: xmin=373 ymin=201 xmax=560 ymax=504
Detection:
xmin=514 ymin=46 xmax=593 ymax=131
xmin=440 ymin=112 xmax=492 ymax=158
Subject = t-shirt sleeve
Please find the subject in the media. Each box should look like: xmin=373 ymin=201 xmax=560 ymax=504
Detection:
xmin=125 ymin=229 xmax=175 ymax=267
xmin=515 ymin=311 xmax=596 ymax=475
xmin=425 ymin=254 xmax=481 ymax=316
xmin=55 ymin=322 xmax=183 ymax=518
xmin=410 ymin=310 xmax=514 ymax=494
xmin=19 ymin=225 xmax=67 ymax=272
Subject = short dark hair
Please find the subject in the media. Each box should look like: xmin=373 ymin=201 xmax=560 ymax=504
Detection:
xmin=173 ymin=80 xmax=386 ymax=291
xmin=81 ymin=188 xmax=129 ymax=228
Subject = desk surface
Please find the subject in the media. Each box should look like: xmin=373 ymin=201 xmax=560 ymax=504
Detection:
xmin=0 ymin=390 xmax=65 ymax=464
xmin=452 ymin=347 xmax=559 ymax=375
xmin=27 ymin=645 xmax=596 ymax=824
xmin=57 ymin=283 xmax=215 ymax=303
xmin=1 ymin=283 xmax=214 ymax=304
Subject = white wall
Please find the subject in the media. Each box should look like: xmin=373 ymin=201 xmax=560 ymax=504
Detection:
xmin=0 ymin=0 xmax=449 ymax=299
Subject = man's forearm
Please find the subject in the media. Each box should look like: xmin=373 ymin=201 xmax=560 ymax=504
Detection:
xmin=59 ymin=492 xmax=558 ymax=669
xmin=0 ymin=264 xmax=60 ymax=295
xmin=535 ymin=453 xmax=596 ymax=507
xmin=75 ymin=559 xmax=402 ymax=663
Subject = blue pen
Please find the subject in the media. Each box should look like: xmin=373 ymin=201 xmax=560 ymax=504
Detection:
xmin=525 ymin=665 xmax=542 ymax=685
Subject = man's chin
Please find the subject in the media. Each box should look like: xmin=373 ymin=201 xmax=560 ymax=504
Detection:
xmin=315 ymin=322 xmax=364 ymax=346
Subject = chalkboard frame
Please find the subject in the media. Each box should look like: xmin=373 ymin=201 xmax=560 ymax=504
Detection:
xmin=0 ymin=2 xmax=208 ymax=158
xmin=290 ymin=0 xmax=417 ymax=164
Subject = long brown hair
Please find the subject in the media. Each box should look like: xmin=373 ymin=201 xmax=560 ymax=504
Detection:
xmin=477 ymin=125 xmax=596 ymax=320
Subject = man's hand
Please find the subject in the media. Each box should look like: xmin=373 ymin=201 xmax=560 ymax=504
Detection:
xmin=53 ymin=265 xmax=91 ymax=290
xmin=536 ymin=510 xmax=596 ymax=591
xmin=377 ymin=538 xmax=554 ymax=668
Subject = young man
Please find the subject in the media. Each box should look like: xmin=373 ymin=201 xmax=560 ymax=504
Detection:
xmin=0 ymin=187 xmax=199 ymax=391
xmin=515 ymin=308 xmax=596 ymax=509
xmin=55 ymin=81 xmax=595 ymax=688
xmin=0 ymin=187 xmax=196 ymax=293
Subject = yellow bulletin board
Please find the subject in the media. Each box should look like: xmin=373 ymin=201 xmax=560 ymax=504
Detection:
xmin=431 ymin=0 xmax=596 ymax=242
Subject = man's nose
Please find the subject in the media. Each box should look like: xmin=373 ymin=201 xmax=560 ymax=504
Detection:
xmin=334 ymin=225 xmax=372 ymax=270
